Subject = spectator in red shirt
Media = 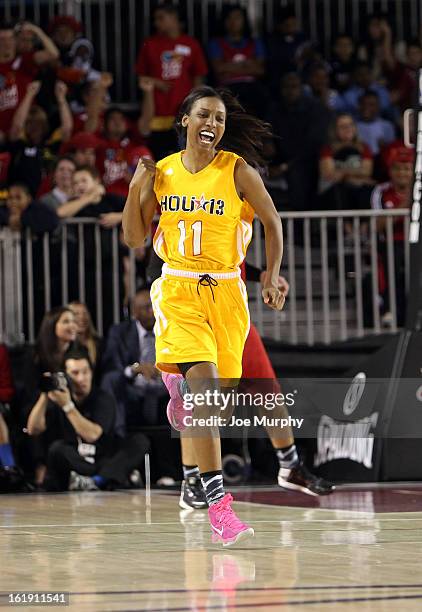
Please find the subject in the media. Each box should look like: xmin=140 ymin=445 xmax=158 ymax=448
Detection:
xmin=0 ymin=22 xmax=59 ymax=144
xmin=135 ymin=2 xmax=208 ymax=159
xmin=71 ymin=72 xmax=113 ymax=135
xmin=96 ymin=79 xmax=154 ymax=197
xmin=47 ymin=15 xmax=96 ymax=87
xmin=370 ymin=147 xmax=413 ymax=326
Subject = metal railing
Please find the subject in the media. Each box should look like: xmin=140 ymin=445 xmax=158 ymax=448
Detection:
xmin=1 ymin=0 xmax=420 ymax=102
xmin=0 ymin=210 xmax=410 ymax=346
xmin=249 ymin=209 xmax=410 ymax=345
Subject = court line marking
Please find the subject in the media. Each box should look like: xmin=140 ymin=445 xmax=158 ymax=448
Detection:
xmin=3 ymin=515 xmax=422 ymax=529
xmin=112 ymin=593 xmax=422 ymax=611
xmin=45 ymin=584 xmax=422 ymax=596
xmin=239 ymin=502 xmax=422 ymax=517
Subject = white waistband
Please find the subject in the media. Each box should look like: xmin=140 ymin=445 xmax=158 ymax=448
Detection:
xmin=162 ymin=263 xmax=241 ymax=280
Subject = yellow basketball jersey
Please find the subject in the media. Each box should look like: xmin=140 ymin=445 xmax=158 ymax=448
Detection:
xmin=153 ymin=150 xmax=254 ymax=272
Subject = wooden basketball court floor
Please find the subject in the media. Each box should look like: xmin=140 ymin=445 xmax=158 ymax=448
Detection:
xmin=1 ymin=483 xmax=422 ymax=611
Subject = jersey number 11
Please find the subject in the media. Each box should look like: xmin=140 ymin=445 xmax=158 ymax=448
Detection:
xmin=177 ymin=220 xmax=202 ymax=256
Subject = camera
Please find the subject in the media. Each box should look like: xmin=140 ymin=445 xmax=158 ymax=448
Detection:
xmin=39 ymin=372 xmax=69 ymax=393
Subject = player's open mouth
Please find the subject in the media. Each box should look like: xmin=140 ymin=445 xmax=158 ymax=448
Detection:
xmin=199 ymin=130 xmax=215 ymax=144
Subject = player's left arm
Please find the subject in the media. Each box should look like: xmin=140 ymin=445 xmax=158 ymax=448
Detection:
xmin=235 ymin=160 xmax=285 ymax=310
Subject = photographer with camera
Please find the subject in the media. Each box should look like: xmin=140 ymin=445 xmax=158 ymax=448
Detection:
xmin=26 ymin=350 xmax=149 ymax=491
xmin=21 ymin=307 xmax=79 ymax=487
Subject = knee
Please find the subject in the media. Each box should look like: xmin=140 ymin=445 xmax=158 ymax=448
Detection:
xmin=47 ymin=439 xmax=67 ymax=461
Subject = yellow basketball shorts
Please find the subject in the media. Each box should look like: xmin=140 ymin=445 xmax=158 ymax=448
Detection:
xmin=150 ymin=264 xmax=250 ymax=379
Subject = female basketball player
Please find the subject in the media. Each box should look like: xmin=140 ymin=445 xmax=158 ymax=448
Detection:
xmin=123 ymin=86 xmax=285 ymax=546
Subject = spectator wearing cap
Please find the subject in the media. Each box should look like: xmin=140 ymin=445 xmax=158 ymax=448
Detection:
xmin=370 ymin=146 xmax=413 ymax=325
xmin=48 ymin=16 xmax=102 ymax=119
xmin=49 ymin=15 xmax=82 ymax=59
xmin=135 ymin=2 xmax=208 ymax=159
xmin=7 ymin=79 xmax=73 ymax=195
xmin=62 ymin=130 xmax=102 ymax=169
xmin=48 ymin=15 xmax=85 ymax=85
xmin=0 ymin=22 xmax=59 ymax=145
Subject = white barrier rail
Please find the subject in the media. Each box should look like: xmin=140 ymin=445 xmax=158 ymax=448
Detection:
xmin=249 ymin=208 xmax=410 ymax=345
xmin=0 ymin=209 xmax=410 ymax=346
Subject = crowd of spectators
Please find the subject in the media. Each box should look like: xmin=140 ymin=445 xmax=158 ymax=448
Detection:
xmin=0 ymin=3 xmax=418 ymax=491
xmin=1 ymin=291 xmax=180 ymax=492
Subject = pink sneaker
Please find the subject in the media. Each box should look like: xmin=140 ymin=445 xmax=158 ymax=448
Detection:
xmin=208 ymin=493 xmax=254 ymax=547
xmin=162 ymin=373 xmax=187 ymax=432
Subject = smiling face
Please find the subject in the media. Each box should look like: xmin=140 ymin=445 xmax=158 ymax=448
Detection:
xmin=69 ymin=302 xmax=89 ymax=335
xmin=7 ymin=185 xmax=32 ymax=214
xmin=54 ymin=159 xmax=75 ymax=191
xmin=55 ymin=310 xmax=77 ymax=344
xmin=182 ymin=97 xmax=226 ymax=152
xmin=73 ymin=169 xmax=99 ymax=197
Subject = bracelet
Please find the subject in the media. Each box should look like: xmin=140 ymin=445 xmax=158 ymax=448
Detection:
xmin=62 ymin=401 xmax=75 ymax=414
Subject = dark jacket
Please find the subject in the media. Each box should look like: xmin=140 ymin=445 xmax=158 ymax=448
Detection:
xmin=102 ymin=320 xmax=139 ymax=374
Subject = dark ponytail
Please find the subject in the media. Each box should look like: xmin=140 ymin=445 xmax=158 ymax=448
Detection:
xmin=175 ymin=86 xmax=273 ymax=168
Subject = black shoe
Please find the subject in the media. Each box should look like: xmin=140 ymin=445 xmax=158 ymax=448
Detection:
xmin=277 ymin=462 xmax=335 ymax=496
xmin=179 ymin=476 xmax=208 ymax=510
xmin=0 ymin=467 xmax=35 ymax=493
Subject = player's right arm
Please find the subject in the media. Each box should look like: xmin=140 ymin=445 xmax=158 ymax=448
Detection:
xmin=122 ymin=157 xmax=158 ymax=248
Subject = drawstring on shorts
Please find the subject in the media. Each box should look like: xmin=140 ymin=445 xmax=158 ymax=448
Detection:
xmin=197 ymin=274 xmax=218 ymax=301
